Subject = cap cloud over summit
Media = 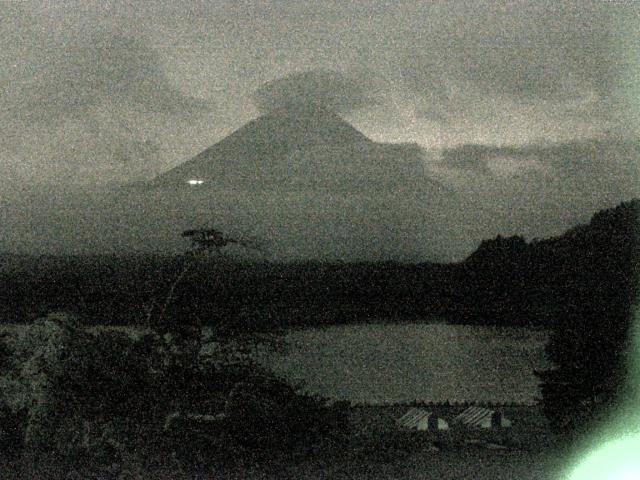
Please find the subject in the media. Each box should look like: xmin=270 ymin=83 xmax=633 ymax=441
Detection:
xmin=252 ymin=71 xmax=379 ymax=115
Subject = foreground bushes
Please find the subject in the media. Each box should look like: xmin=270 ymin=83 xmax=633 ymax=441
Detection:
xmin=0 ymin=313 xmax=349 ymax=478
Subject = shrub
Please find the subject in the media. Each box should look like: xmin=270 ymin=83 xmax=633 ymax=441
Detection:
xmin=0 ymin=314 xmax=168 ymax=470
xmin=163 ymin=363 xmax=351 ymax=467
xmin=1 ymin=312 xmax=350 ymax=475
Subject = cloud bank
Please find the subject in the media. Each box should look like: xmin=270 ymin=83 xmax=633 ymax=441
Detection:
xmin=4 ymin=31 xmax=208 ymax=124
xmin=0 ymin=6 xmax=212 ymax=185
xmin=252 ymin=70 xmax=378 ymax=115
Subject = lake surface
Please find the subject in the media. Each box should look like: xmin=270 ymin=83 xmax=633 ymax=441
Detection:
xmin=259 ymin=323 xmax=550 ymax=405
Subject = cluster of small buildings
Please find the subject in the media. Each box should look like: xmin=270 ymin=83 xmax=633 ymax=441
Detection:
xmin=397 ymin=406 xmax=512 ymax=432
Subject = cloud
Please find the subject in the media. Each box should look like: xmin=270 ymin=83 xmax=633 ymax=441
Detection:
xmin=4 ymin=32 xmax=209 ymax=125
xmin=440 ymin=144 xmax=494 ymax=172
xmin=381 ymin=1 xmax=639 ymax=138
xmin=442 ymin=138 xmax=639 ymax=175
xmin=0 ymin=24 xmax=214 ymax=185
xmin=436 ymin=138 xmax=640 ymax=225
xmin=2 ymin=1 xmax=638 ymax=260
xmin=0 ymin=113 xmax=164 ymax=186
xmin=252 ymin=70 xmax=379 ymax=115
xmin=434 ymin=2 xmax=618 ymax=99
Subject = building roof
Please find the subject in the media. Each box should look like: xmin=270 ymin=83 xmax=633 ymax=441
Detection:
xmin=452 ymin=406 xmax=504 ymax=427
xmin=397 ymin=408 xmax=437 ymax=429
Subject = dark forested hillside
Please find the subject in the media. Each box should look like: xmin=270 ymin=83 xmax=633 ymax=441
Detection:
xmin=1 ymin=200 xmax=638 ymax=334
xmin=532 ymin=200 xmax=639 ymax=434
xmin=455 ymin=199 xmax=639 ymax=327
xmin=0 ymin=256 xmax=446 ymax=328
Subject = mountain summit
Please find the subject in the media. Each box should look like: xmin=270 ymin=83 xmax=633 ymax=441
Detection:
xmin=152 ymin=105 xmax=376 ymax=189
xmin=149 ymin=105 xmax=446 ymax=195
xmin=133 ymin=106 xmax=477 ymax=261
xmin=3 ymin=106 xmax=483 ymax=262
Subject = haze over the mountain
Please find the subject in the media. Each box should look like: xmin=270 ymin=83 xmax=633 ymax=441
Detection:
xmin=152 ymin=104 xmax=443 ymax=193
xmin=3 ymin=95 xmax=639 ymax=262
xmin=154 ymin=105 xmax=370 ymax=186
xmin=2 ymin=105 xmax=489 ymax=261
xmin=2 ymin=2 xmax=637 ymax=262
xmin=135 ymin=105 xmax=482 ymax=261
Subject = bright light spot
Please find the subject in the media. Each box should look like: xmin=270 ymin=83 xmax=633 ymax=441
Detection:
xmin=187 ymin=179 xmax=204 ymax=185
xmin=567 ymin=434 xmax=640 ymax=480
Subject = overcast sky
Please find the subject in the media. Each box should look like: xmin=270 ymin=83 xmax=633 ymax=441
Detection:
xmin=1 ymin=0 xmax=638 ymax=184
xmin=1 ymin=0 xmax=639 ymax=259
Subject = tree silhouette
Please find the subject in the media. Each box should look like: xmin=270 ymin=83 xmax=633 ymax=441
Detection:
xmin=144 ymin=228 xmax=264 ymax=327
xmin=536 ymin=200 xmax=639 ymax=435
xmin=181 ymin=228 xmax=264 ymax=256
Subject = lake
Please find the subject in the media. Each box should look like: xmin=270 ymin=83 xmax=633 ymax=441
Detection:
xmin=258 ymin=323 xmax=550 ymax=405
xmin=2 ymin=320 xmax=551 ymax=406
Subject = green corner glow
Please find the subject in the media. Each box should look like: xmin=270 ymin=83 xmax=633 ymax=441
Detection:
xmin=567 ymin=434 xmax=640 ymax=480
xmin=566 ymin=305 xmax=640 ymax=479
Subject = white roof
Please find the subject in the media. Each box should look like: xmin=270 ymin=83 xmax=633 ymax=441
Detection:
xmin=397 ymin=408 xmax=439 ymax=428
xmin=452 ymin=406 xmax=508 ymax=428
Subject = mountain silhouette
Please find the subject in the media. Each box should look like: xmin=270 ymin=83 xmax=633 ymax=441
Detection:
xmin=153 ymin=105 xmax=367 ymax=184
xmin=3 ymin=107 xmax=484 ymax=261
xmin=151 ymin=105 xmax=442 ymax=193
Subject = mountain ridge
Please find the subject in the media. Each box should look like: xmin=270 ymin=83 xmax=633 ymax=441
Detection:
xmin=152 ymin=106 xmax=375 ymax=187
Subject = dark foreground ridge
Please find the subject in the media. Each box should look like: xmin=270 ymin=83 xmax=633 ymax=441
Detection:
xmin=0 ymin=199 xmax=638 ymax=478
xmin=1 ymin=199 xmax=638 ymax=331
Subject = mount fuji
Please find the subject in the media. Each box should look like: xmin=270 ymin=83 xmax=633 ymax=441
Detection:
xmin=3 ymin=106 xmax=485 ymax=261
